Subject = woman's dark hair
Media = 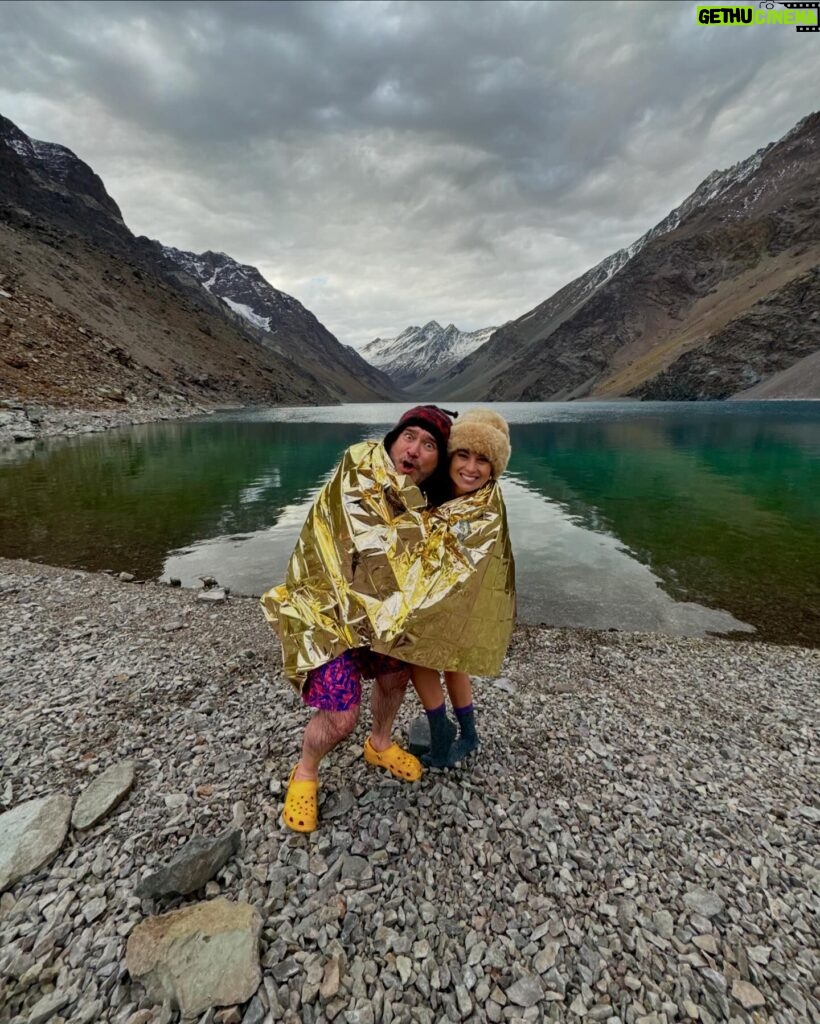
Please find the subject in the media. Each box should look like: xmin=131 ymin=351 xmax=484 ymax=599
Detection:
xmin=419 ymin=462 xmax=453 ymax=508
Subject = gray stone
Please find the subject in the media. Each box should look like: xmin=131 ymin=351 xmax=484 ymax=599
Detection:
xmin=552 ymin=682 xmax=577 ymax=694
xmin=83 ymin=896 xmax=106 ymax=923
xmin=506 ymin=975 xmax=543 ymax=1008
xmin=455 ymin=985 xmax=472 ymax=1018
xmin=27 ymin=990 xmax=70 ymax=1024
xmin=396 ymin=956 xmax=412 ymax=985
xmin=339 ymin=854 xmax=372 ymax=882
xmin=617 ymin=898 xmax=637 ymax=931
xmin=136 ymin=829 xmax=242 ymax=898
xmin=781 ymin=984 xmax=807 ymax=1015
xmin=73 ymin=1000 xmax=104 ymax=1024
xmin=569 ymin=994 xmax=587 ymax=1016
xmin=731 ymin=979 xmax=765 ymax=1010
xmin=272 ymin=957 xmax=300 ymax=983
xmin=693 ymin=934 xmax=719 ymax=955
xmin=320 ymin=958 xmax=341 ymax=1000
xmin=197 ymin=589 xmax=227 ymax=603
xmin=493 ymin=676 xmax=517 ymax=694
xmin=407 ymin=715 xmax=431 ymax=755
xmin=72 ymin=760 xmax=137 ymax=830
xmin=0 ymin=794 xmax=73 ymax=892
xmin=533 ymin=942 xmax=560 ymax=973
xmin=322 ymin=788 xmax=356 ymax=820
xmin=683 ymin=887 xmax=724 ymax=918
xmin=125 ymin=898 xmax=262 ymax=1018
xmin=241 ymin=996 xmax=265 ymax=1024
xmin=652 ymin=909 xmax=674 ymax=939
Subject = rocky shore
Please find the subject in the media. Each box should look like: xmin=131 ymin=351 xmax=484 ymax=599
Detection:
xmin=0 ymin=399 xmax=232 ymax=447
xmin=1 ymin=557 xmax=818 ymax=1024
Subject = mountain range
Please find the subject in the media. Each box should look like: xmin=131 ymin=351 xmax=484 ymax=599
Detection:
xmin=2 ymin=109 xmax=818 ymax=413
xmin=0 ymin=113 xmax=396 ymax=414
xmin=425 ymin=112 xmax=820 ymax=401
xmin=361 ymin=320 xmax=495 ymax=392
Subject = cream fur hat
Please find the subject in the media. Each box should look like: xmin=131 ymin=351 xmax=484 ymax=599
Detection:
xmin=447 ymin=408 xmax=511 ymax=478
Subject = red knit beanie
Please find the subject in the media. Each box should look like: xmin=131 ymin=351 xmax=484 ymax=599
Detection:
xmin=384 ymin=405 xmax=455 ymax=461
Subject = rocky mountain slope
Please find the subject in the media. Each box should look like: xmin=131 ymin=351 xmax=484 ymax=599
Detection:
xmin=431 ymin=112 xmax=820 ymax=401
xmin=161 ymin=247 xmax=396 ymax=402
xmin=0 ymin=114 xmax=396 ymax=414
xmin=361 ymin=320 xmax=494 ymax=393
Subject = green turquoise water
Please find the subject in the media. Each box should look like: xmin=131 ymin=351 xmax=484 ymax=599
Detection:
xmin=1 ymin=402 xmax=818 ymax=645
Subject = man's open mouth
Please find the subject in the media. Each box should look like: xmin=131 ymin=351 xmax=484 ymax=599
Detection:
xmin=400 ymin=460 xmax=417 ymax=473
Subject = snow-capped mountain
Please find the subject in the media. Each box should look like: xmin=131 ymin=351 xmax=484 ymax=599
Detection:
xmin=361 ymin=320 xmax=495 ymax=392
xmin=160 ymin=247 xmax=298 ymax=334
xmin=0 ymin=112 xmax=397 ymax=407
xmin=161 ymin=247 xmax=396 ymax=401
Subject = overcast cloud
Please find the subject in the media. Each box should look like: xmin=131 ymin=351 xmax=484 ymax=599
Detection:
xmin=0 ymin=0 xmax=817 ymax=347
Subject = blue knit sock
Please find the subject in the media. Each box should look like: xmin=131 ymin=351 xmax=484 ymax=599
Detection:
xmin=421 ymin=703 xmax=457 ymax=767
xmin=449 ymin=704 xmax=479 ymax=765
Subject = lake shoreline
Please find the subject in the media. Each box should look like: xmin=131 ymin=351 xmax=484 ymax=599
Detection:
xmin=0 ymin=396 xmax=334 ymax=448
xmin=1 ymin=555 xmax=817 ymax=1022
xmin=3 ymin=394 xmax=818 ymax=448
xmin=0 ymin=397 xmax=229 ymax=447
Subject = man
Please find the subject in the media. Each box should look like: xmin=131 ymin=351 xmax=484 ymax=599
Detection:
xmin=261 ymin=405 xmax=454 ymax=833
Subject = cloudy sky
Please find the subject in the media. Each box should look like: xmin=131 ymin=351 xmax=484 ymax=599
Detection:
xmin=1 ymin=1 xmax=818 ymax=348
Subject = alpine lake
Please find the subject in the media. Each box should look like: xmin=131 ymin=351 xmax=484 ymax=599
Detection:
xmin=1 ymin=401 xmax=818 ymax=647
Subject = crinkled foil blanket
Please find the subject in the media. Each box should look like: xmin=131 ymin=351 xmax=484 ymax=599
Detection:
xmin=261 ymin=441 xmax=515 ymax=687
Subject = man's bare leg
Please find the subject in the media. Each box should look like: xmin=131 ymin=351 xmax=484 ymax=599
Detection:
xmin=369 ymin=668 xmax=410 ymax=751
xmin=293 ymin=706 xmax=360 ymax=781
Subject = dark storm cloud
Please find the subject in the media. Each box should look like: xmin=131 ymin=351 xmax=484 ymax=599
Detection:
xmin=0 ymin=1 xmax=817 ymax=345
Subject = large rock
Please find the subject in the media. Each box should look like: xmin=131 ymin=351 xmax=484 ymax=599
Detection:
xmin=72 ymin=760 xmax=137 ymax=830
xmin=126 ymin=898 xmax=262 ymax=1018
xmin=407 ymin=715 xmax=431 ymax=756
xmin=136 ymin=829 xmax=242 ymax=898
xmin=0 ymin=794 xmax=73 ymax=892
xmin=506 ymin=975 xmax=544 ymax=1008
xmin=683 ymin=887 xmax=725 ymax=918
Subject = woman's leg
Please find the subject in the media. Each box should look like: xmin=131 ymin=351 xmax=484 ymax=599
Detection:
xmin=411 ymin=665 xmax=456 ymax=767
xmin=412 ymin=665 xmax=446 ymax=710
xmin=444 ymin=671 xmax=479 ymax=764
xmin=444 ymin=671 xmax=473 ymax=709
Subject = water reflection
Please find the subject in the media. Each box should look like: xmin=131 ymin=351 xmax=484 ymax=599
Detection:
xmin=163 ymin=474 xmax=753 ymax=638
xmin=1 ymin=402 xmax=817 ymax=644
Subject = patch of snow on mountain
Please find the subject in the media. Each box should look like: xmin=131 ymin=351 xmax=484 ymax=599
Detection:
xmin=203 ymin=268 xmax=221 ymax=291
xmin=29 ymin=140 xmax=82 ymax=181
xmin=222 ymin=297 xmax=271 ymax=332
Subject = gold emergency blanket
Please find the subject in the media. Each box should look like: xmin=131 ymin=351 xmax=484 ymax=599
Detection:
xmin=260 ymin=440 xmax=516 ymax=686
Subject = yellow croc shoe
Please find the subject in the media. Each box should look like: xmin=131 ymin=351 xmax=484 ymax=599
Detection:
xmin=363 ymin=737 xmax=423 ymax=782
xmin=282 ymin=765 xmax=318 ymax=833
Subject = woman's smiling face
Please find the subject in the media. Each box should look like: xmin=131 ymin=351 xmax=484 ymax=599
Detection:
xmin=450 ymin=448 xmax=493 ymax=496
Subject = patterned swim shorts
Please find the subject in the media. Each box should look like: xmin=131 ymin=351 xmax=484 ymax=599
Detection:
xmin=302 ymin=649 xmax=408 ymax=711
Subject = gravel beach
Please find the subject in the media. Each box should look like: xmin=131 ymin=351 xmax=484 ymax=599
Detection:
xmin=1 ymin=557 xmax=818 ymax=1024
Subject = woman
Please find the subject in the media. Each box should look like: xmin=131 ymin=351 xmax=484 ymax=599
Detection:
xmin=409 ymin=408 xmax=514 ymax=767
